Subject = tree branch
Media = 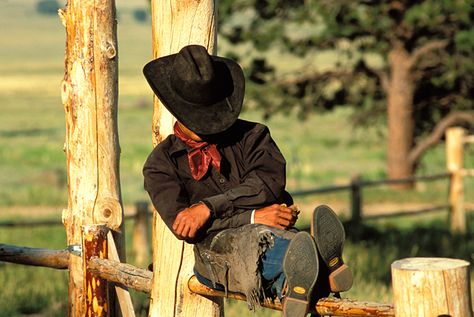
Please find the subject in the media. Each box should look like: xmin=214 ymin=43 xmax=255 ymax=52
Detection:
xmin=408 ymin=40 xmax=448 ymax=69
xmin=356 ymin=60 xmax=390 ymax=93
xmin=408 ymin=111 xmax=474 ymax=166
xmin=276 ymin=70 xmax=352 ymax=87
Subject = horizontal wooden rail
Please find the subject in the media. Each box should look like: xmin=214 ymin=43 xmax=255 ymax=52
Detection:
xmin=0 ymin=244 xmax=69 ymax=269
xmin=0 ymin=211 xmax=152 ymax=227
xmin=463 ymin=135 xmax=474 ymax=144
xmin=88 ymin=257 xmax=152 ymax=293
xmin=187 ymin=276 xmax=394 ymax=317
xmin=0 ymin=219 xmax=63 ymax=227
xmin=0 ymin=244 xmax=394 ymax=316
xmin=292 ymin=184 xmax=351 ymax=196
xmin=365 ymin=204 xmax=450 ymax=220
xmin=462 ymin=169 xmax=474 ymax=177
xmin=292 ymin=172 xmax=450 ymax=197
xmin=359 ymin=173 xmax=451 ymax=187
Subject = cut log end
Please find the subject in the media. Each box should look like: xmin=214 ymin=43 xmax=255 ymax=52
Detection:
xmin=392 ymin=257 xmax=469 ymax=271
xmin=392 ymin=257 xmax=472 ymax=317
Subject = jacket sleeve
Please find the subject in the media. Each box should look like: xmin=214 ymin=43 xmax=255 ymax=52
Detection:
xmin=202 ymin=124 xmax=292 ymax=218
xmin=143 ymin=143 xmax=254 ymax=242
xmin=206 ymin=209 xmax=252 ymax=233
xmin=143 ymin=147 xmax=190 ymax=235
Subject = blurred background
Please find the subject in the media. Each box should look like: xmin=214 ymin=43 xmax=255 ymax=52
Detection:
xmin=0 ymin=0 xmax=472 ymax=316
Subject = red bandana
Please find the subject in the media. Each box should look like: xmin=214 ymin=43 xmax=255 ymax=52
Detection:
xmin=173 ymin=122 xmax=222 ymax=181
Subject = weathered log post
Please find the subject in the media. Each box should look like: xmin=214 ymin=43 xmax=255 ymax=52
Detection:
xmin=83 ymin=225 xmax=109 ymax=317
xmin=132 ymin=201 xmax=149 ymax=267
xmin=58 ymin=0 xmax=124 ymax=316
xmin=148 ymin=1 xmax=222 ymax=317
xmin=446 ymin=127 xmax=466 ymax=233
xmin=391 ymin=257 xmax=472 ymax=317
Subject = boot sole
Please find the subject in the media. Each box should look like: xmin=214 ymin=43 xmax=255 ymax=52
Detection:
xmin=283 ymin=232 xmax=319 ymax=317
xmin=312 ymin=205 xmax=353 ymax=292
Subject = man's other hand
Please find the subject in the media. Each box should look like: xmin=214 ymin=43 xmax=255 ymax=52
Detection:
xmin=254 ymin=204 xmax=298 ymax=229
xmin=172 ymin=203 xmax=211 ymax=239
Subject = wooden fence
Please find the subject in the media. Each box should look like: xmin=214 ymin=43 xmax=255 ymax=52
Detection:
xmin=293 ymin=126 xmax=473 ymax=234
xmin=1 ymin=128 xmax=472 ymax=237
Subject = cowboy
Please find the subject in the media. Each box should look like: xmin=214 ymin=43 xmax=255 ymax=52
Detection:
xmin=142 ymin=45 xmax=352 ymax=317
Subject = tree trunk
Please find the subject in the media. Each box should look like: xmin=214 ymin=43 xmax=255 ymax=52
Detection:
xmin=59 ymin=1 xmax=124 ymax=315
xmin=387 ymin=42 xmax=415 ymax=186
xmin=148 ymin=1 xmax=222 ymax=317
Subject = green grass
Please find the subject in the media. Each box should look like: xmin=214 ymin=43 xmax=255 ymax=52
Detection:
xmin=1 ymin=213 xmax=473 ymax=316
xmin=0 ymin=1 xmax=473 ymax=316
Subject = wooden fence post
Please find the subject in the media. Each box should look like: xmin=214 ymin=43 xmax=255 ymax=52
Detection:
xmin=446 ymin=127 xmax=466 ymax=233
xmin=132 ymin=202 xmax=149 ymax=267
xmin=83 ymin=225 xmax=109 ymax=317
xmin=148 ymin=1 xmax=222 ymax=317
xmin=391 ymin=257 xmax=472 ymax=317
xmin=59 ymin=0 xmax=124 ymax=315
xmin=350 ymin=175 xmax=362 ymax=226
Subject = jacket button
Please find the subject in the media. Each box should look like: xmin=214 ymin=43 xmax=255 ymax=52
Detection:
xmin=219 ymin=178 xmax=225 ymax=184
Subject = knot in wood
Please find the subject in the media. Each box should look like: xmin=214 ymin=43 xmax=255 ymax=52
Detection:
xmin=105 ymin=43 xmax=116 ymax=59
xmin=103 ymin=208 xmax=112 ymax=218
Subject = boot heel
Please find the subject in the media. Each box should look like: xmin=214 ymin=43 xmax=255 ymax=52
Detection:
xmin=328 ymin=263 xmax=353 ymax=292
xmin=283 ymin=298 xmax=309 ymax=317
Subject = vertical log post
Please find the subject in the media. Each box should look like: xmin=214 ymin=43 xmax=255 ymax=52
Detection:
xmin=350 ymin=175 xmax=362 ymax=226
xmin=59 ymin=0 xmax=124 ymax=316
xmin=148 ymin=1 xmax=222 ymax=317
xmin=391 ymin=257 xmax=472 ymax=317
xmin=132 ymin=201 xmax=149 ymax=267
xmin=83 ymin=225 xmax=109 ymax=317
xmin=446 ymin=127 xmax=466 ymax=233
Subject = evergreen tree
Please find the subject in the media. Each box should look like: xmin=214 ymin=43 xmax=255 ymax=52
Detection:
xmin=218 ymin=0 xmax=474 ymax=181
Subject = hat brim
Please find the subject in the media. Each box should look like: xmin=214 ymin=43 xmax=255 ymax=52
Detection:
xmin=143 ymin=53 xmax=244 ymax=135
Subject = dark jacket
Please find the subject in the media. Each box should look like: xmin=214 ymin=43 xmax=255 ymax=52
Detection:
xmin=143 ymin=119 xmax=293 ymax=242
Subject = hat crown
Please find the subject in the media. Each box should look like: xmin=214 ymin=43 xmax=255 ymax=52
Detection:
xmin=171 ymin=45 xmax=224 ymax=105
xmin=143 ymin=44 xmax=245 ymax=135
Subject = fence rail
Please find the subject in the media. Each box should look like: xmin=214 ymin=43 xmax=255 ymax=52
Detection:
xmin=293 ymin=172 xmax=454 ymax=225
xmin=0 ymin=129 xmax=471 ymax=235
xmin=0 ymin=170 xmax=467 ymax=229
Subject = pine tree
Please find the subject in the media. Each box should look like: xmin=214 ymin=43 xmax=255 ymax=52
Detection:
xmin=218 ymin=0 xmax=474 ymax=181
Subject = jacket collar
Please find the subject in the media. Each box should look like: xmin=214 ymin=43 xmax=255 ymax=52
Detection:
xmin=169 ymin=134 xmax=223 ymax=156
xmin=169 ymin=135 xmax=187 ymax=156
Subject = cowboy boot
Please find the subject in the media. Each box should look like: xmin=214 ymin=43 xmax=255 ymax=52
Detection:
xmin=282 ymin=231 xmax=319 ymax=317
xmin=311 ymin=205 xmax=353 ymax=293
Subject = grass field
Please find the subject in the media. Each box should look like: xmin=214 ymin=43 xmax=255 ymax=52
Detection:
xmin=1 ymin=213 xmax=473 ymax=317
xmin=0 ymin=1 xmax=473 ymax=316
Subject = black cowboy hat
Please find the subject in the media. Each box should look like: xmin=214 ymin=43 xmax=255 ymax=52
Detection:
xmin=143 ymin=45 xmax=245 ymax=135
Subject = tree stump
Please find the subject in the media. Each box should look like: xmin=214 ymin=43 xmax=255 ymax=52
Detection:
xmin=391 ymin=257 xmax=472 ymax=317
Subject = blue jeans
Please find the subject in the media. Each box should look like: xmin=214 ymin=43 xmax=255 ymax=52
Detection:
xmin=195 ymin=235 xmax=290 ymax=299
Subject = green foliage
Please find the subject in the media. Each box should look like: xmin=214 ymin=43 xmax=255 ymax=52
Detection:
xmin=36 ymin=0 xmax=61 ymax=15
xmin=218 ymin=0 xmax=474 ymax=138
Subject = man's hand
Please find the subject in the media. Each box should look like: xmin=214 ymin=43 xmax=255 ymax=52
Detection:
xmin=172 ymin=203 xmax=211 ymax=239
xmin=254 ymin=204 xmax=299 ymax=229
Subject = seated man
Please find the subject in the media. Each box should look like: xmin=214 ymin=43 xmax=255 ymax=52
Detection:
xmin=142 ymin=45 xmax=352 ymax=317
